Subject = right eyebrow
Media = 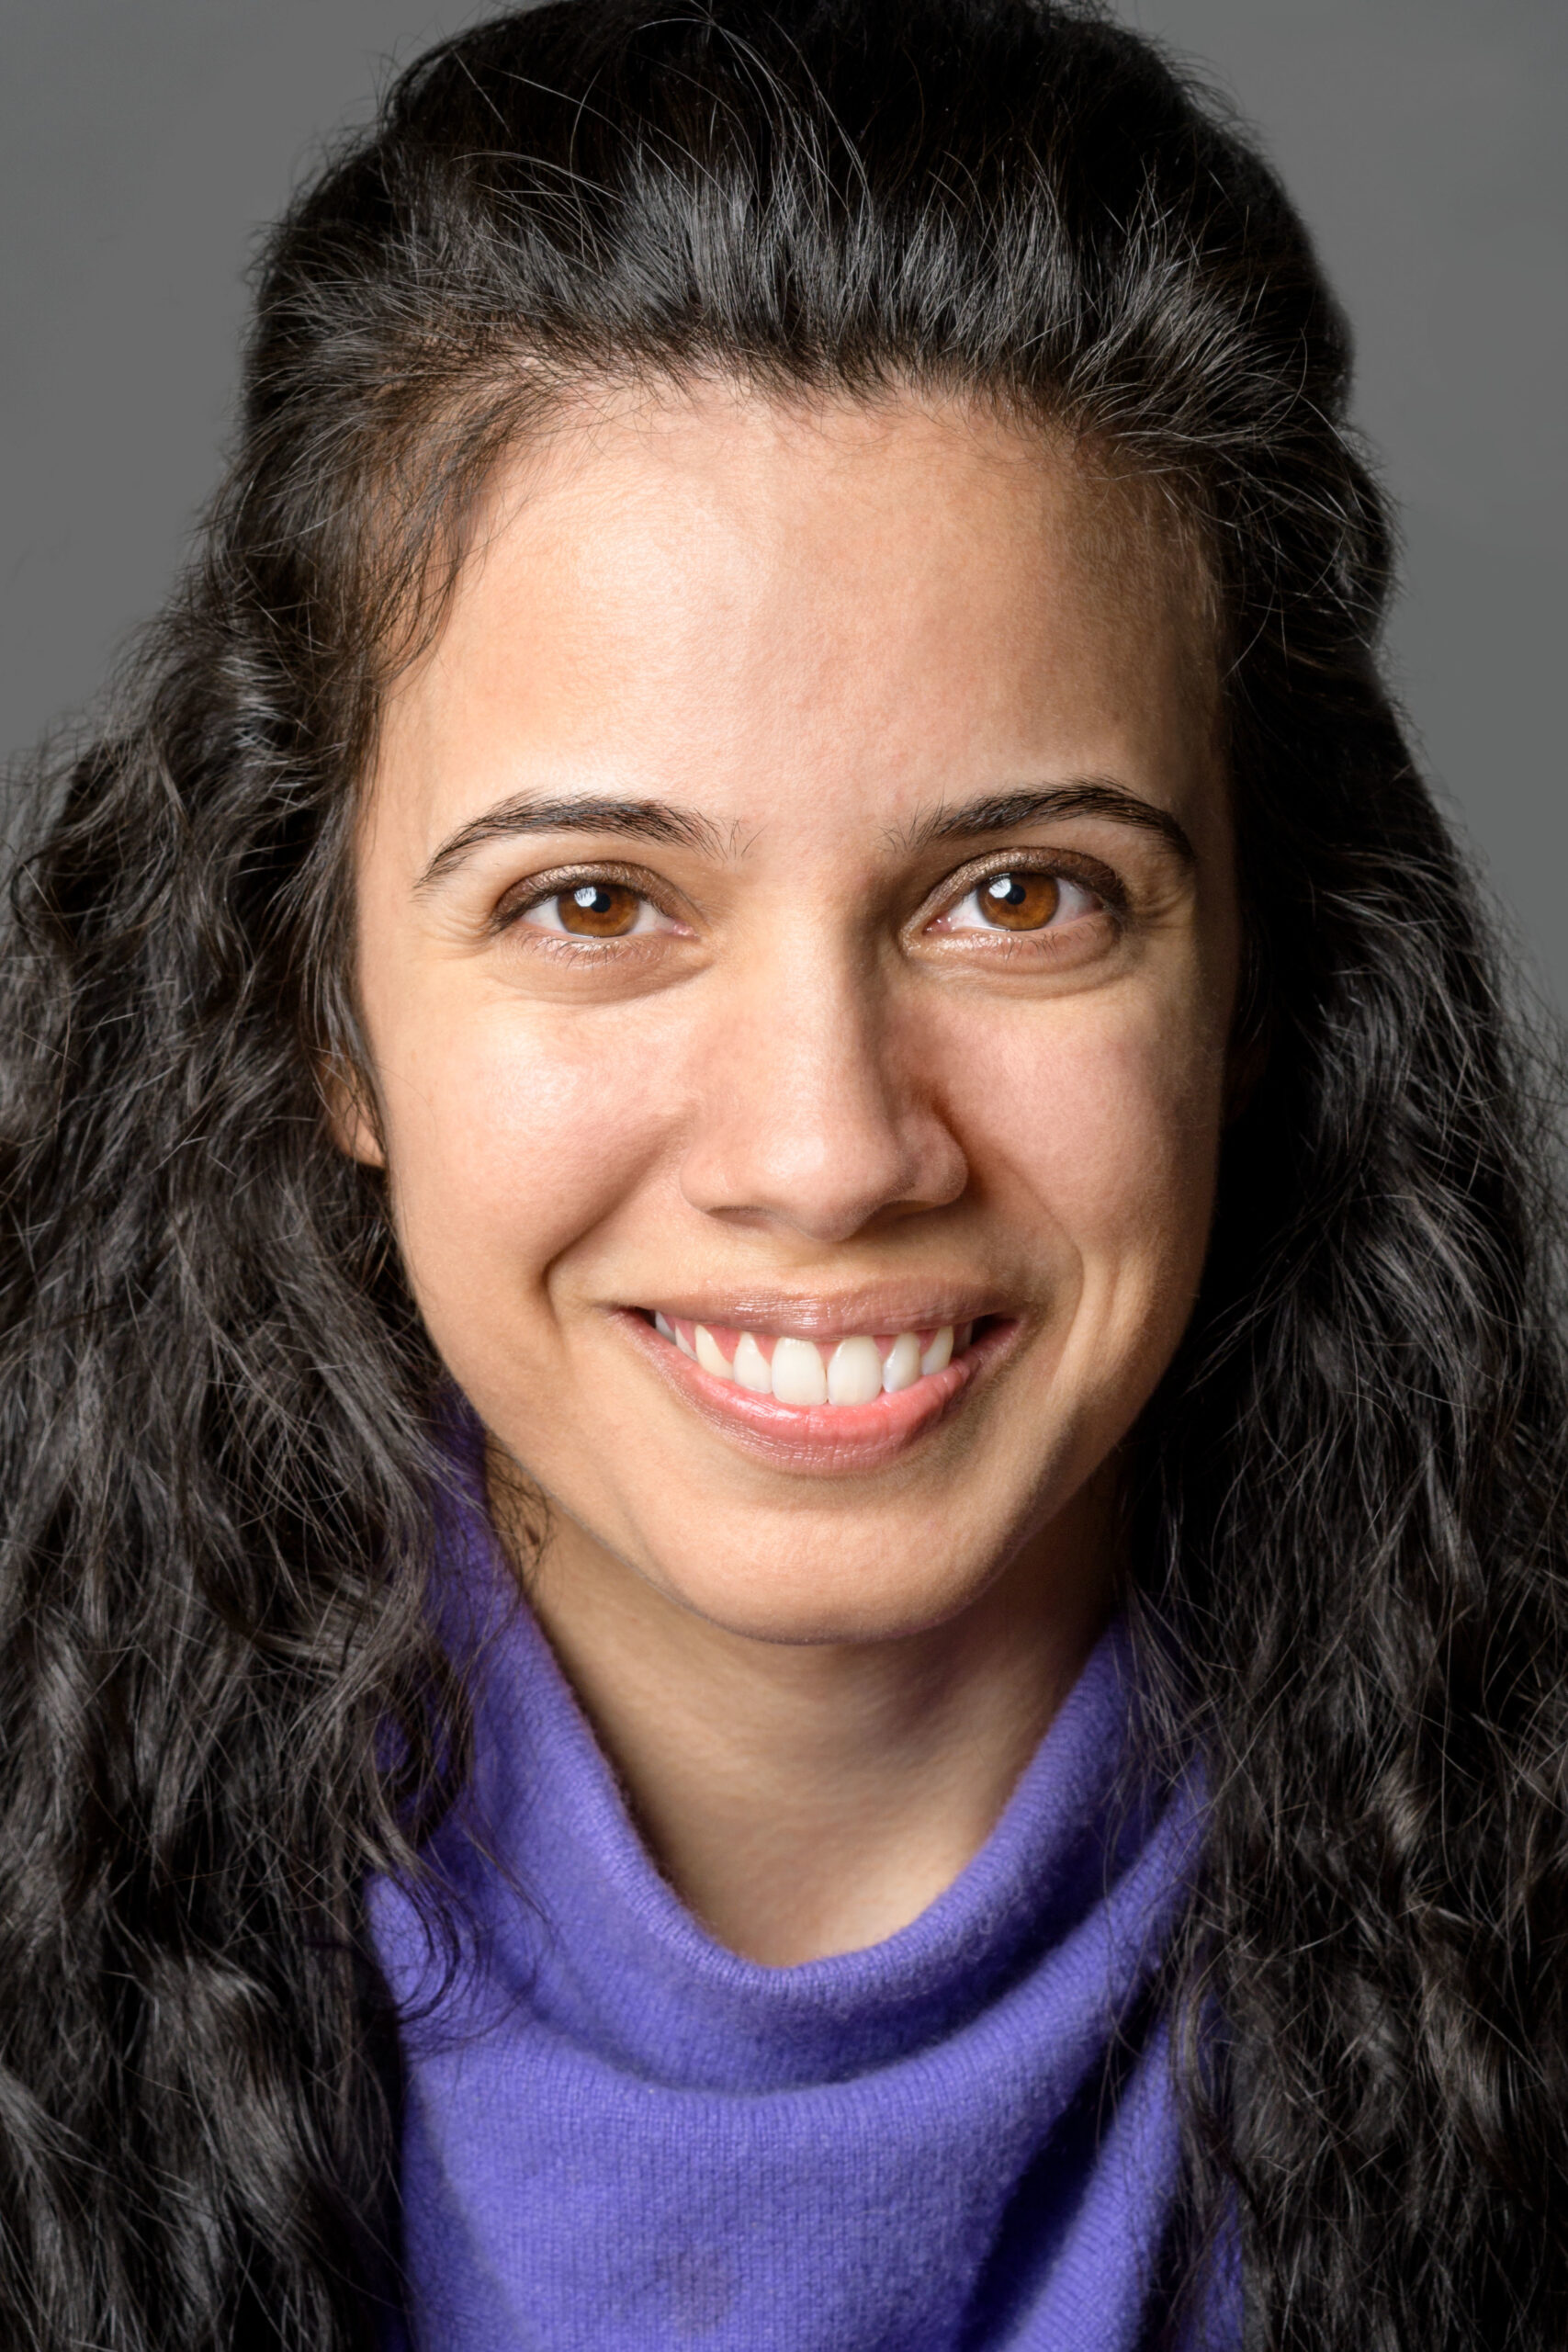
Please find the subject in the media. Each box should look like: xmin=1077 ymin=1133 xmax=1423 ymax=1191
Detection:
xmin=415 ymin=794 xmax=726 ymax=890
xmin=902 ymin=782 xmax=1197 ymax=865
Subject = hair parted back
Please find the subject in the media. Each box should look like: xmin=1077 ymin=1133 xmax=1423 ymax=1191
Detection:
xmin=3 ymin=2 xmax=1564 ymax=2344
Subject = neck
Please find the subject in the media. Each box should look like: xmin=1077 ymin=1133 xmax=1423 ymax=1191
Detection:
xmin=491 ymin=1453 xmax=1117 ymax=1967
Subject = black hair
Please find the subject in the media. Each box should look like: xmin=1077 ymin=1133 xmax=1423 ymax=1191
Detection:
xmin=2 ymin=3 xmax=1564 ymax=2345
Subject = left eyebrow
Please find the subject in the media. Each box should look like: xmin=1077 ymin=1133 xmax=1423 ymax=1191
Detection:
xmin=901 ymin=782 xmax=1196 ymax=865
xmin=415 ymin=793 xmax=728 ymax=890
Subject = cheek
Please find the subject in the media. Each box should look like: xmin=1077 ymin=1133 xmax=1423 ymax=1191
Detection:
xmin=375 ymin=996 xmax=674 ymax=1305
xmin=937 ymin=989 xmax=1227 ymax=1491
xmin=940 ymin=987 xmax=1226 ymax=1295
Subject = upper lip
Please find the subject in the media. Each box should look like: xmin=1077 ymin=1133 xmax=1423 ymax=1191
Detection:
xmin=619 ymin=1286 xmax=1016 ymax=1340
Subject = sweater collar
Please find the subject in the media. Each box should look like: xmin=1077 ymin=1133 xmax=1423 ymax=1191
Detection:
xmin=415 ymin=1456 xmax=1187 ymax=2096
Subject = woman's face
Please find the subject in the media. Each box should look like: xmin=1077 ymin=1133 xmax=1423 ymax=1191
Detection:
xmin=350 ymin=387 xmax=1239 ymax=1643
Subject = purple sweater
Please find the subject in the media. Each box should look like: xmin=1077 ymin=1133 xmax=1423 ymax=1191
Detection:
xmin=370 ymin=1490 xmax=1225 ymax=2349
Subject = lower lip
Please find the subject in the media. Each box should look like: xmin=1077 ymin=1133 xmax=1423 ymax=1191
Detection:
xmin=615 ymin=1311 xmax=1016 ymax=1475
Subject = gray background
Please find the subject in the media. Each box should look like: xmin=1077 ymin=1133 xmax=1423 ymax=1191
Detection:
xmin=5 ymin=1 xmax=1564 ymax=997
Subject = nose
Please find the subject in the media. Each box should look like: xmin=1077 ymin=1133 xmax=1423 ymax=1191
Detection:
xmin=677 ymin=941 xmax=968 ymax=1243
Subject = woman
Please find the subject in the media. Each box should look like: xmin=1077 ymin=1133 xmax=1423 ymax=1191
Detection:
xmin=1 ymin=2 xmax=1563 ymax=2346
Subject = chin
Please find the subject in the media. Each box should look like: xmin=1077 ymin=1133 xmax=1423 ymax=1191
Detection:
xmin=567 ymin=1468 xmax=1081 ymax=1645
xmin=645 ymin=1555 xmax=999 ymax=1647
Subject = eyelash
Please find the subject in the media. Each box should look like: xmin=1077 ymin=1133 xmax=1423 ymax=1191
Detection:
xmin=497 ymin=854 xmax=1123 ymax=945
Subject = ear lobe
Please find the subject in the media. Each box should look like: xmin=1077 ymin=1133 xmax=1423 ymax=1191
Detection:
xmin=320 ymin=1059 xmax=387 ymax=1169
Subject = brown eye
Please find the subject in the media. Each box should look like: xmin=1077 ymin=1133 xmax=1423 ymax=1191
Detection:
xmin=936 ymin=866 xmax=1101 ymax=940
xmin=975 ymin=871 xmax=1060 ymax=930
xmin=533 ymin=881 xmax=649 ymax=937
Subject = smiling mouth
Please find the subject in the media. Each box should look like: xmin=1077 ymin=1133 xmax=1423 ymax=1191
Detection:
xmin=619 ymin=1305 xmax=1016 ymax=1473
xmin=649 ymin=1312 xmax=980 ymax=1406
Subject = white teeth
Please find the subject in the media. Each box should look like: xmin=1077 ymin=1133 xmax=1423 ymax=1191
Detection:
xmin=828 ymin=1335 xmax=885 ymax=1406
xmin=771 ymin=1335 xmax=829 ymax=1407
xmin=731 ymin=1331 xmax=773 ymax=1394
xmin=656 ymin=1313 xmax=973 ymax=1404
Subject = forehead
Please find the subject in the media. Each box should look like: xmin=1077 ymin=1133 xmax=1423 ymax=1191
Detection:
xmin=367 ymin=381 xmax=1222 ymax=857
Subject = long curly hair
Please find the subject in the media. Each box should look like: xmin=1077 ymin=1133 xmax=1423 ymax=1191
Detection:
xmin=2 ymin=3 xmax=1564 ymax=2344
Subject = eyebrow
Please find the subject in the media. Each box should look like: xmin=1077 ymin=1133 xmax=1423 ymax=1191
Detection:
xmin=415 ymin=775 xmax=1196 ymax=890
xmin=416 ymin=794 xmax=727 ymax=888
xmin=902 ymin=783 xmax=1196 ymax=864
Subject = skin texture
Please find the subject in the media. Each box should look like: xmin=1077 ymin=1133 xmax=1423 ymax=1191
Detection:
xmin=345 ymin=385 xmax=1239 ymax=1962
